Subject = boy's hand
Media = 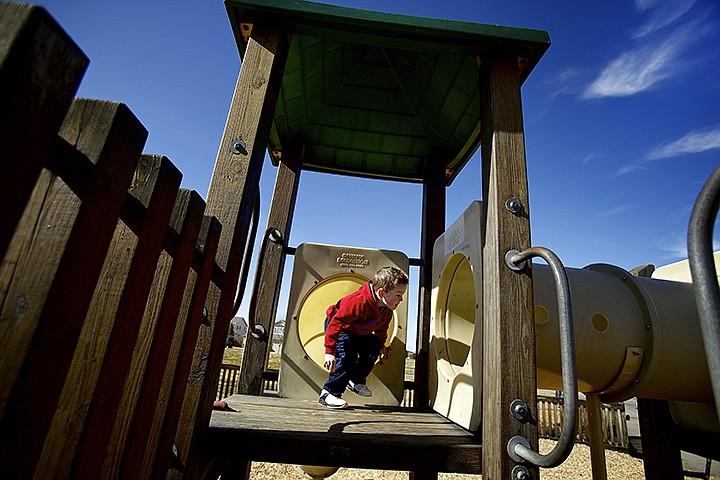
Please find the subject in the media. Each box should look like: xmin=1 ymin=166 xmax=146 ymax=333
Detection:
xmin=323 ymin=353 xmax=337 ymax=372
xmin=380 ymin=345 xmax=392 ymax=360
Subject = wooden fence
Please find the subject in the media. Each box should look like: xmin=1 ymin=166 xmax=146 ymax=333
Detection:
xmin=0 ymin=4 xmax=232 ymax=478
xmin=217 ymin=366 xmax=629 ymax=450
xmin=537 ymin=395 xmax=628 ymax=450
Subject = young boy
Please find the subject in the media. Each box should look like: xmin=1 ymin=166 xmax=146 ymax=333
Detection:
xmin=319 ymin=266 xmax=409 ymax=409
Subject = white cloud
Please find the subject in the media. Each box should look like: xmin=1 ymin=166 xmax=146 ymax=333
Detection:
xmin=653 ymin=233 xmax=688 ymax=260
xmin=616 ymin=126 xmax=720 ymax=175
xmin=616 ymin=162 xmax=646 ymax=176
xmin=651 ymin=232 xmax=720 ymax=262
xmin=646 ymin=126 xmax=720 ymax=160
xmin=633 ymin=0 xmax=696 ymax=38
xmin=634 ymin=0 xmax=658 ymax=11
xmin=580 ymin=152 xmax=602 ymax=166
xmin=596 ymin=204 xmax=631 ymax=219
xmin=582 ymin=36 xmax=682 ymax=99
xmin=582 ymin=2 xmax=709 ymax=100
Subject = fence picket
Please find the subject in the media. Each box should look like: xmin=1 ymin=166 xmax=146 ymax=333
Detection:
xmin=155 ymin=214 xmax=222 ymax=479
xmin=0 ymin=3 xmax=87 ymax=262
xmin=120 ymin=189 xmax=208 ymax=479
xmin=0 ymin=98 xmax=147 ymax=478
xmin=68 ymin=154 xmax=180 ymax=478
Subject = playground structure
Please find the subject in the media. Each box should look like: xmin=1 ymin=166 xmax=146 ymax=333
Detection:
xmin=1 ymin=1 xmax=719 ymax=480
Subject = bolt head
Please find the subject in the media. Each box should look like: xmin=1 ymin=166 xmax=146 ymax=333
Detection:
xmin=505 ymin=197 xmax=523 ymax=214
xmin=512 ymin=465 xmax=531 ymax=480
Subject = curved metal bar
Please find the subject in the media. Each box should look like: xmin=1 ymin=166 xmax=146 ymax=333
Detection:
xmin=687 ymin=164 xmax=720 ymax=426
xmin=231 ymin=191 xmax=261 ymax=318
xmin=246 ymin=226 xmax=284 ymax=341
xmin=506 ymin=246 xmax=578 ymax=468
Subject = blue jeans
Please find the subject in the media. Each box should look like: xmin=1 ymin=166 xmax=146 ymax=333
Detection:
xmin=323 ymin=322 xmax=381 ymax=397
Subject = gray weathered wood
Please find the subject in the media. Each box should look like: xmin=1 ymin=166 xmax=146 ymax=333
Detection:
xmin=175 ymin=24 xmax=291 ymax=478
xmin=204 ymin=394 xmax=483 ymax=474
xmin=479 ymin=58 xmax=538 ymax=480
xmin=413 ymin=159 xmax=446 ymax=410
xmin=239 ymin=151 xmax=301 ymax=395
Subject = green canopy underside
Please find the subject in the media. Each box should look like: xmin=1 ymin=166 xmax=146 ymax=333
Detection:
xmin=226 ymin=0 xmax=549 ymax=185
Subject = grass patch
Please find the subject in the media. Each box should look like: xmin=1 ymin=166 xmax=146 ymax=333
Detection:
xmin=222 ymin=347 xmax=280 ymax=370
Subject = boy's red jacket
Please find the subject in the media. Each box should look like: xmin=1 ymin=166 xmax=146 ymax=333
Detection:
xmin=324 ymin=282 xmax=392 ymax=354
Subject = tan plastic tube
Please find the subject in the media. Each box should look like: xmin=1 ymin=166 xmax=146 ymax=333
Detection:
xmin=534 ymin=263 xmax=712 ymax=404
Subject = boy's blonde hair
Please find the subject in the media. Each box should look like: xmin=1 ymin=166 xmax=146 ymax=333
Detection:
xmin=373 ymin=266 xmax=409 ymax=291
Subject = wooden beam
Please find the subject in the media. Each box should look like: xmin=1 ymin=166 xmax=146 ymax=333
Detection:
xmin=414 ymin=159 xmax=446 ymax=410
xmin=175 ymin=24 xmax=290 ymax=479
xmin=239 ymin=148 xmax=302 ymax=395
xmin=479 ymin=58 xmax=538 ymax=480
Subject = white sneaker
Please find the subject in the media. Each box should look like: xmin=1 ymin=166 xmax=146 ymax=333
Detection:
xmin=318 ymin=389 xmax=347 ymax=409
xmin=347 ymin=381 xmax=372 ymax=397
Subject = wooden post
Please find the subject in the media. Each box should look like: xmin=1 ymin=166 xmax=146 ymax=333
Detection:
xmin=479 ymin=58 xmax=538 ymax=480
xmin=175 ymin=24 xmax=290 ymax=479
xmin=414 ymin=159 xmax=446 ymax=410
xmin=0 ymin=3 xmax=88 ymax=261
xmin=239 ymin=149 xmax=302 ymax=395
xmin=636 ymin=398 xmax=684 ymax=479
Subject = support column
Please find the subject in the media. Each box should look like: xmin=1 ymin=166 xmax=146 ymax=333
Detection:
xmin=410 ymin=160 xmax=445 ymax=480
xmin=414 ymin=159 xmax=446 ymax=410
xmin=587 ymin=393 xmax=608 ymax=480
xmin=636 ymin=398 xmax=684 ymax=479
xmin=179 ymin=24 xmax=290 ymax=479
xmin=239 ymin=148 xmax=302 ymax=395
xmin=480 ymin=58 xmax=538 ymax=480
xmin=631 ymin=265 xmax=684 ymax=479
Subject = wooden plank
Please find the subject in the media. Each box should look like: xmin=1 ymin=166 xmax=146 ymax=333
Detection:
xmin=154 ymin=214 xmax=222 ymax=479
xmin=176 ymin=24 xmax=291 ymax=479
xmin=66 ymin=155 xmax=181 ymax=478
xmin=34 ymin=155 xmax=177 ymax=479
xmin=413 ymin=159 xmax=446 ymax=409
xmin=479 ymin=58 xmax=538 ymax=479
xmin=118 ymin=190 xmax=208 ymax=479
xmin=239 ymin=150 xmax=301 ymax=395
xmin=203 ymin=394 xmax=483 ymax=474
xmin=0 ymin=3 xmax=88 ymax=261
xmin=0 ymin=98 xmax=147 ymax=478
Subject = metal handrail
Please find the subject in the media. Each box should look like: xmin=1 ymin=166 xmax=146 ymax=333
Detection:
xmin=246 ymin=226 xmax=283 ymax=341
xmin=505 ymin=246 xmax=578 ymax=468
xmin=231 ymin=190 xmax=261 ymax=318
xmin=687 ymin=163 xmax=720 ymax=427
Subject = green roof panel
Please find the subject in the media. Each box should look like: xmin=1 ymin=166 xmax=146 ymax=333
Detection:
xmin=225 ymin=0 xmax=550 ymax=184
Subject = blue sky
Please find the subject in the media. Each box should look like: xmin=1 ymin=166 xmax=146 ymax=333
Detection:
xmin=35 ymin=0 xmax=720 ymax=347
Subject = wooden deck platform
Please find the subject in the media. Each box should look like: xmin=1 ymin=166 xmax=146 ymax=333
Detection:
xmin=203 ymin=394 xmax=483 ymax=473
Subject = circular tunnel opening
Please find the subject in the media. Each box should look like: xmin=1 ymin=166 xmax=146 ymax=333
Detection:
xmin=434 ymin=254 xmax=476 ymax=377
xmin=296 ymin=272 xmax=397 ymax=367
